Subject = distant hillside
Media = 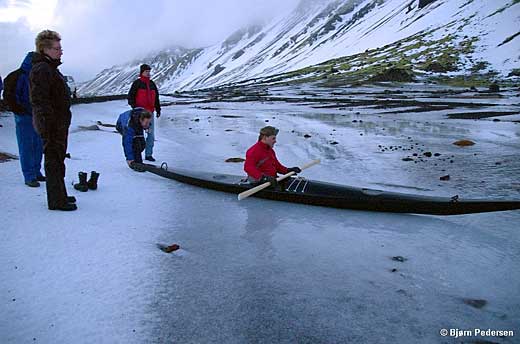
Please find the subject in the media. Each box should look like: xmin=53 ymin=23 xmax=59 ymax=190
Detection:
xmin=79 ymin=0 xmax=520 ymax=95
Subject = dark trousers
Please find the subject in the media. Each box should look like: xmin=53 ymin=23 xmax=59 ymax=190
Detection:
xmin=14 ymin=114 xmax=43 ymax=182
xmin=43 ymin=129 xmax=69 ymax=208
xmin=132 ymin=138 xmax=145 ymax=164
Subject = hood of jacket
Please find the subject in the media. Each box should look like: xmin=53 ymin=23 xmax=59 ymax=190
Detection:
xmin=20 ymin=52 xmax=34 ymax=72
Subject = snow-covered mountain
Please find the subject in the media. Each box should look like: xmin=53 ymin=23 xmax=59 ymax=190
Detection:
xmin=79 ymin=0 xmax=520 ymax=95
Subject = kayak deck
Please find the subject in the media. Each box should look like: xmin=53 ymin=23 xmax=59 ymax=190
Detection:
xmin=139 ymin=163 xmax=520 ymax=216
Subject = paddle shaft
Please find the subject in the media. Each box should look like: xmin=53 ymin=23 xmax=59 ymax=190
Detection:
xmin=237 ymin=159 xmax=320 ymax=201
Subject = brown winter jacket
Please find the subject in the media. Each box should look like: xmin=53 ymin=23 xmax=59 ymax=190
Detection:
xmin=29 ymin=52 xmax=71 ymax=138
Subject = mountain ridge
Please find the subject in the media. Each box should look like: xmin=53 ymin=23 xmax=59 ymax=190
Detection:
xmin=79 ymin=0 xmax=520 ymax=95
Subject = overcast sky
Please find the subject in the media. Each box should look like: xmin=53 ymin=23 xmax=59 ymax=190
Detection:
xmin=1 ymin=0 xmax=300 ymax=82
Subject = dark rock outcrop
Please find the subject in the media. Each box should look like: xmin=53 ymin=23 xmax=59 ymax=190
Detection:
xmin=424 ymin=61 xmax=456 ymax=73
xmin=418 ymin=0 xmax=437 ymax=9
xmin=489 ymin=82 xmax=500 ymax=92
xmin=369 ymin=68 xmax=414 ymax=82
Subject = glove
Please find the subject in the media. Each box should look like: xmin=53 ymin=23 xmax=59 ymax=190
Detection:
xmin=156 ymin=111 xmax=161 ymax=118
xmin=287 ymin=167 xmax=302 ymax=174
xmin=260 ymin=175 xmax=278 ymax=187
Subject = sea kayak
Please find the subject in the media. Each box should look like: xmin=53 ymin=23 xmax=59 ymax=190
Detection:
xmin=139 ymin=163 xmax=520 ymax=215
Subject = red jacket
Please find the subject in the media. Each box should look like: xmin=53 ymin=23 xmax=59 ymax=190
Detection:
xmin=244 ymin=141 xmax=288 ymax=180
xmin=127 ymin=76 xmax=161 ymax=113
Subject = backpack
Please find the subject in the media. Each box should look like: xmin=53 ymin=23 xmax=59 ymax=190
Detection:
xmin=2 ymin=69 xmax=25 ymax=114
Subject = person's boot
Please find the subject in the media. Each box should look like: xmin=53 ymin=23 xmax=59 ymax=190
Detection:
xmin=67 ymin=196 xmax=77 ymax=203
xmin=25 ymin=180 xmax=40 ymax=187
xmin=145 ymin=156 xmax=156 ymax=162
xmin=87 ymin=171 xmax=100 ymax=190
xmin=74 ymin=172 xmax=89 ymax=192
xmin=49 ymin=202 xmax=77 ymax=211
xmin=36 ymin=175 xmax=46 ymax=182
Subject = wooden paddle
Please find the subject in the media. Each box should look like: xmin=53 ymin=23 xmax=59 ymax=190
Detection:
xmin=238 ymin=159 xmax=320 ymax=201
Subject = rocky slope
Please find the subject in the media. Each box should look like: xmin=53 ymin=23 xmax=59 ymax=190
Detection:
xmin=79 ymin=0 xmax=520 ymax=95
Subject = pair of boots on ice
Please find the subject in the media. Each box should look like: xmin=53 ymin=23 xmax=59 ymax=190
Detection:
xmin=47 ymin=171 xmax=97 ymax=212
xmin=74 ymin=171 xmax=100 ymax=192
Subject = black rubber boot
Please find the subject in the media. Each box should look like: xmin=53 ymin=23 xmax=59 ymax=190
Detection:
xmin=87 ymin=171 xmax=100 ymax=190
xmin=49 ymin=202 xmax=77 ymax=211
xmin=67 ymin=196 xmax=77 ymax=203
xmin=74 ymin=172 xmax=89 ymax=192
xmin=25 ymin=180 xmax=40 ymax=187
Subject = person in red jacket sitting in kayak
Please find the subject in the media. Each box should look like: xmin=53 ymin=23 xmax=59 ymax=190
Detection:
xmin=244 ymin=126 xmax=301 ymax=188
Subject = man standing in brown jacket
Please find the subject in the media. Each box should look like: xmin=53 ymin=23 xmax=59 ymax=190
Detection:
xmin=30 ymin=30 xmax=77 ymax=211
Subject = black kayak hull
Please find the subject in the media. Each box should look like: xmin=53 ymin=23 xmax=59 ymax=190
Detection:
xmin=139 ymin=163 xmax=520 ymax=216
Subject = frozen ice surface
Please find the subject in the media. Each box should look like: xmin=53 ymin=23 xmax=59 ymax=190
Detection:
xmin=0 ymin=86 xmax=519 ymax=343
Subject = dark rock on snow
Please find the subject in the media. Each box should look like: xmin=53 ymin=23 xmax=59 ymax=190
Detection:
xmin=96 ymin=121 xmax=117 ymax=128
xmin=463 ymin=298 xmax=487 ymax=309
xmin=157 ymin=243 xmax=181 ymax=253
xmin=0 ymin=152 xmax=19 ymax=162
xmin=78 ymin=125 xmax=100 ymax=131
xmin=225 ymin=157 xmax=246 ymax=163
xmin=418 ymin=0 xmax=437 ymax=9
xmin=392 ymin=256 xmax=408 ymax=262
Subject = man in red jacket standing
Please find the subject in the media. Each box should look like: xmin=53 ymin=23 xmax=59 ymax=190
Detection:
xmin=244 ymin=126 xmax=301 ymax=187
xmin=128 ymin=64 xmax=161 ymax=162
